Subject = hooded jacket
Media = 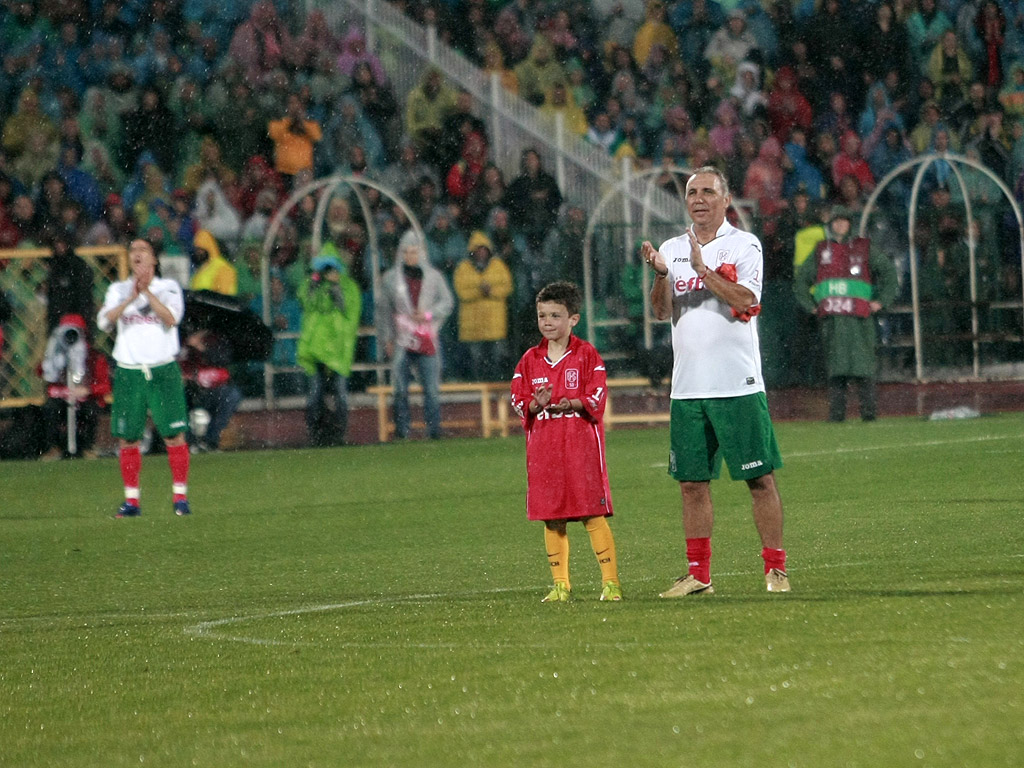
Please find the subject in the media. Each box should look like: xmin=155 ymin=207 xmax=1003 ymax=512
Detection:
xmin=376 ymin=230 xmax=454 ymax=353
xmin=453 ymin=231 xmax=513 ymax=343
xmin=297 ymin=245 xmax=362 ymax=377
xmin=189 ymin=230 xmax=238 ymax=295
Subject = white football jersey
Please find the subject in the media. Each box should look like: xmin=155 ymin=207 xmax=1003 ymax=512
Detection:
xmin=98 ymin=276 xmax=184 ymax=366
xmin=661 ymin=221 xmax=765 ymax=399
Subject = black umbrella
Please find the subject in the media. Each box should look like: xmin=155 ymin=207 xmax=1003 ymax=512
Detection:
xmin=182 ymin=290 xmax=274 ymax=362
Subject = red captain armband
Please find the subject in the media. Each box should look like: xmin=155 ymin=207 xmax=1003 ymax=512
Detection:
xmin=715 ymin=263 xmax=761 ymax=323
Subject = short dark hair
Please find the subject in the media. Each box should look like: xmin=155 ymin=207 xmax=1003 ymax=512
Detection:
xmin=536 ymin=281 xmax=582 ymax=316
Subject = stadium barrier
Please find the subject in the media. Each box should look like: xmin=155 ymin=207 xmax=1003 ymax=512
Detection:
xmin=367 ymin=381 xmax=510 ymax=441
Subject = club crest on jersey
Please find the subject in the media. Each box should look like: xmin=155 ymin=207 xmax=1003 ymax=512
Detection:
xmin=565 ymin=369 xmax=579 ymax=389
xmin=718 ymin=249 xmax=729 ymax=260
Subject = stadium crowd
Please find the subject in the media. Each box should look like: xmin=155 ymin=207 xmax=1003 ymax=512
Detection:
xmin=2 ymin=0 xmax=1024 ymax=415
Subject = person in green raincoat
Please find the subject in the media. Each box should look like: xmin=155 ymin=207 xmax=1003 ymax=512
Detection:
xmin=297 ymin=245 xmax=362 ymax=446
xmin=794 ymin=206 xmax=898 ymax=422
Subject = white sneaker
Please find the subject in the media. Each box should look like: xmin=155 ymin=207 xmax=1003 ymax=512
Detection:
xmin=766 ymin=568 xmax=791 ymax=592
xmin=659 ymin=574 xmax=714 ymax=598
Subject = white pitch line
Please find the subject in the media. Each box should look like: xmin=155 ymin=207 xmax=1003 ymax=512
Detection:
xmin=177 ymin=561 xmax=886 ymax=649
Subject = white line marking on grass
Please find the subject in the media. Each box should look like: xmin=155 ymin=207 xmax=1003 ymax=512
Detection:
xmin=182 ymin=562 xmax=878 ymax=649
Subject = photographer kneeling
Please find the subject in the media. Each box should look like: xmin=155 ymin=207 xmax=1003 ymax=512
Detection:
xmin=40 ymin=314 xmax=111 ymax=460
xmin=298 ymin=247 xmax=361 ymax=447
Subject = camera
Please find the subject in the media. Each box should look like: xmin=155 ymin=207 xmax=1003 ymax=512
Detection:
xmin=62 ymin=327 xmax=80 ymax=347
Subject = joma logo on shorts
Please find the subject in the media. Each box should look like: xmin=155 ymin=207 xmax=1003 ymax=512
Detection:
xmin=741 ymin=460 xmax=763 ymax=471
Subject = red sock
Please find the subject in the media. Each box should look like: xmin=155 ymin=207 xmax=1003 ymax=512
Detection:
xmin=167 ymin=443 xmax=190 ymax=502
xmin=119 ymin=445 xmax=141 ymax=504
xmin=762 ymin=547 xmax=787 ymax=574
xmin=686 ymin=537 xmax=712 ymax=584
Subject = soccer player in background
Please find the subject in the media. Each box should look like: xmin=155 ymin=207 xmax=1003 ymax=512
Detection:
xmin=641 ymin=165 xmax=789 ymax=596
xmin=97 ymin=237 xmax=192 ymax=518
xmin=510 ymin=281 xmax=621 ymax=602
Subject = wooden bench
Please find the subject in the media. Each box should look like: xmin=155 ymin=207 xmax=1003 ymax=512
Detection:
xmin=366 ymin=381 xmax=510 ymax=442
xmin=604 ymin=377 xmax=670 ymax=430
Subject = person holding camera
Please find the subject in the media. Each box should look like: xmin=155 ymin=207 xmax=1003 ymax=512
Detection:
xmin=39 ymin=313 xmax=111 ymax=460
xmin=267 ymin=93 xmax=322 ymax=179
xmin=97 ymin=237 xmax=192 ymax=518
xmin=297 ymin=247 xmax=362 ymax=446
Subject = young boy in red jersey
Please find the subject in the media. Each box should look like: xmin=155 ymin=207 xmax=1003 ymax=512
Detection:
xmin=510 ymin=281 xmax=621 ymax=602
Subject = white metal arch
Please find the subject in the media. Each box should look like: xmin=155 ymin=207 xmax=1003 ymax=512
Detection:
xmin=581 ymin=164 xmax=754 ymax=349
xmin=258 ymin=175 xmax=426 ymax=406
xmin=862 ymin=152 xmax=1024 ymax=381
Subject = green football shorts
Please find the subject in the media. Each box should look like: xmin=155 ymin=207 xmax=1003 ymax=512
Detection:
xmin=668 ymin=392 xmax=783 ymax=482
xmin=111 ymin=362 xmax=189 ymax=441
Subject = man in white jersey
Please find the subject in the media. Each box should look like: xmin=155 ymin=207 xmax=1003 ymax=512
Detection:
xmin=641 ymin=166 xmax=789 ymax=596
xmin=97 ymin=238 xmax=192 ymax=518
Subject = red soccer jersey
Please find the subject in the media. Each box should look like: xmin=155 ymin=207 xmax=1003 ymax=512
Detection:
xmin=510 ymin=335 xmax=613 ymax=521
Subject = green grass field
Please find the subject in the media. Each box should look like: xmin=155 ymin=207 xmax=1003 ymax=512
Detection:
xmin=2 ymin=414 xmax=1023 ymax=767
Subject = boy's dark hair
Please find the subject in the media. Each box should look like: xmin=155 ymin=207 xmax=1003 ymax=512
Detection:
xmin=536 ymin=281 xmax=582 ymax=316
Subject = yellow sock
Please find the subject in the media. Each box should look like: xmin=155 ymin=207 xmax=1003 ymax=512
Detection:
xmin=584 ymin=516 xmax=619 ymax=584
xmin=544 ymin=525 xmax=570 ymax=588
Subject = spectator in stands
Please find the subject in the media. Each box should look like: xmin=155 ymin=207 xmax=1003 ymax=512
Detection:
xmin=464 ymin=163 xmax=508 ymax=230
xmin=972 ymin=107 xmax=1012 ymax=180
xmin=336 ymin=25 xmax=386 ymax=84
xmin=45 ymin=230 xmax=94 ymax=334
xmin=268 ymin=92 xmax=322 ymax=180
xmin=974 ymin=1 xmax=1008 ymax=91
xmin=862 ymin=1 xmax=911 ymax=84
xmin=928 ymin=29 xmax=975 ymax=114
xmin=239 ymin=188 xmax=278 ymax=243
xmin=999 ymin=61 xmax=1024 ymax=118
xmin=348 ymin=61 xmax=401 ymax=160
xmin=78 ymin=87 xmax=124 ymax=167
xmin=426 ymin=203 xmax=468 ymax=279
xmin=193 ymin=176 xmax=242 ymax=249
xmin=84 ymin=193 xmax=135 ymax=246
xmin=407 ymin=174 xmax=443 ymax=229
xmin=633 ymin=0 xmax=679 ymax=69
xmin=234 ymin=155 xmax=284 ymax=220
xmin=704 ymin=9 xmax=759 ymax=87
xmin=438 ymin=88 xmax=488 ymax=173
xmin=782 ymin=129 xmax=827 ymax=201
xmin=730 ymin=60 xmax=768 ymax=121
xmin=832 ymin=131 xmax=875 ymax=194
xmin=405 ymin=67 xmax=458 ymax=173
xmin=539 ymin=204 xmax=587 ymax=289
xmin=454 ymin=230 xmax=513 ymax=381
xmin=375 ymin=229 xmax=454 ymax=440
xmin=586 ymin=110 xmax=619 ymax=153
xmin=376 ymin=138 xmax=438 ymax=199
xmin=446 ymin=131 xmax=488 ymax=204
xmin=868 ymin=122 xmax=915 ymax=206
xmin=951 ymin=80 xmax=991 ymax=144
xmin=181 ymin=136 xmax=236 ymax=197
xmin=39 ymin=313 xmax=111 ymax=460
xmin=492 ymin=5 xmax=532 ymax=67
xmin=211 ymin=80 xmax=271 ymax=174
xmin=189 ymin=229 xmax=237 ymax=296
xmin=228 ymin=1 xmax=294 ymax=88
xmin=708 ymin=99 xmax=742 ymax=159
xmin=814 ymin=92 xmax=855 ymax=145
xmin=504 ymin=148 xmax=562 ymax=254
xmin=767 ymin=65 xmax=813 ymax=144
xmin=674 ymin=0 xmax=721 ymax=79
xmin=482 ymin=41 xmax=520 ymax=96
xmin=121 ymin=85 xmax=177 ymax=175
xmin=907 ymin=0 xmax=954 ymax=67
xmin=910 ymin=99 xmax=949 ymax=153
xmin=320 ymin=94 xmax=385 ymax=174
xmin=2 ymin=88 xmax=57 ymax=160
xmin=294 ymin=10 xmax=342 ymax=67
xmin=55 ymin=144 xmax=102 ymax=224
xmin=514 ymin=37 xmax=566 ymax=107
